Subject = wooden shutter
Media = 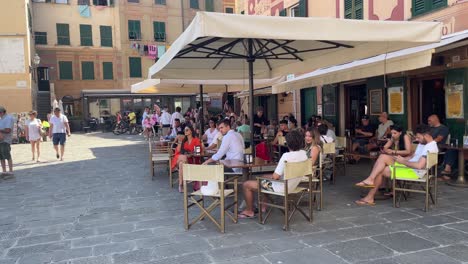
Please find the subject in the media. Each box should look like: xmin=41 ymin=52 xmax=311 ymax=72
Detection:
xmin=129 ymin=57 xmax=142 ymax=78
xmin=279 ymin=9 xmax=287 ymax=16
xmin=344 ymin=0 xmax=353 ymax=19
xmin=103 ymin=62 xmax=113 ymax=80
xmin=81 ymin=61 xmax=95 ymax=80
xmin=128 ymin=20 xmax=141 ymax=40
xmin=412 ymin=0 xmax=427 ymax=16
xmin=155 ymin=0 xmax=166 ymax=4
xmin=153 ymin=22 xmax=166 ymax=42
xmin=205 ymin=0 xmax=214 ymax=12
xmin=297 ymin=0 xmax=307 ymax=17
xmin=34 ymin=32 xmax=47 ymax=45
xmin=100 ymin=26 xmax=112 ymax=47
xmin=190 ymin=0 xmax=199 ymax=9
xmin=432 ymin=0 xmax=447 ymax=10
xmin=80 ymin=24 xmax=93 ymax=46
xmin=354 ymin=0 xmax=363 ymax=19
xmin=59 ymin=61 xmax=73 ymax=80
xmin=56 ymin=23 xmax=70 ymax=45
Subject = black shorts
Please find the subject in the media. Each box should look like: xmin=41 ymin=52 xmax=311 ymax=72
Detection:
xmin=52 ymin=133 xmax=66 ymax=146
xmin=0 ymin=143 xmax=11 ymax=160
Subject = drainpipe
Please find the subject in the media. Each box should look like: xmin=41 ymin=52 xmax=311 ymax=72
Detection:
xmin=181 ymin=0 xmax=186 ymax=31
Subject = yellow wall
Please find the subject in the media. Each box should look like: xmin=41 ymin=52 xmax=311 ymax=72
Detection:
xmin=0 ymin=0 xmax=34 ymax=113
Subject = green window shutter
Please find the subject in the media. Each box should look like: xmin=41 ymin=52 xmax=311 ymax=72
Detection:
xmin=80 ymin=24 xmax=93 ymax=46
xmin=153 ymin=21 xmax=166 ymax=42
xmin=56 ymin=23 xmax=70 ymax=45
xmin=34 ymin=32 xmax=47 ymax=45
xmin=155 ymin=0 xmax=166 ymax=4
xmin=297 ymin=0 xmax=307 ymax=17
xmin=205 ymin=0 xmax=214 ymax=12
xmin=59 ymin=61 xmax=73 ymax=80
xmin=432 ymin=0 xmax=447 ymax=10
xmin=279 ymin=9 xmax=287 ymax=16
xmin=103 ymin=62 xmax=113 ymax=80
xmin=344 ymin=0 xmax=353 ymax=19
xmin=128 ymin=20 xmax=141 ymax=40
xmin=354 ymin=0 xmax=363 ymax=19
xmin=129 ymin=57 xmax=142 ymax=78
xmin=225 ymin=7 xmax=234 ymax=13
xmin=100 ymin=26 xmax=112 ymax=47
xmin=81 ymin=61 xmax=95 ymax=80
xmin=190 ymin=0 xmax=199 ymax=9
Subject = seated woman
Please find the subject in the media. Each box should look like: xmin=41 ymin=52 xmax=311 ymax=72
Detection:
xmin=355 ymin=124 xmax=412 ymax=188
xmin=171 ymin=126 xmax=202 ymax=193
xmin=239 ymin=130 xmax=307 ymax=218
xmin=304 ymin=127 xmax=321 ymax=166
xmin=202 ymin=117 xmax=218 ymax=148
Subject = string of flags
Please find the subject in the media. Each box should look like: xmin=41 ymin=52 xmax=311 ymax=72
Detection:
xmin=130 ymin=43 xmax=169 ymax=60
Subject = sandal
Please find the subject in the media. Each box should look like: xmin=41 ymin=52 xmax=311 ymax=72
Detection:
xmin=355 ymin=181 xmax=375 ymax=188
xmin=239 ymin=212 xmax=255 ymax=219
xmin=354 ymin=199 xmax=376 ymax=206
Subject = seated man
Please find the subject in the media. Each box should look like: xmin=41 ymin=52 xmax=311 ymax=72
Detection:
xmin=272 ymin=120 xmax=289 ymax=154
xmin=350 ymin=115 xmax=375 ymax=162
xmin=168 ymin=118 xmax=182 ymax=139
xmin=318 ymin=124 xmax=334 ymax=143
xmin=367 ymin=112 xmax=394 ymax=150
xmin=427 ymin=114 xmax=453 ymax=180
xmin=355 ymin=124 xmax=438 ymax=206
xmin=236 ymin=119 xmax=251 ymax=149
xmin=239 ymin=130 xmax=307 ymax=218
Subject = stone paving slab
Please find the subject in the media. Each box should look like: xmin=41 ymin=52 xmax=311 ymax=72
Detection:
xmin=1 ymin=133 xmax=468 ymax=263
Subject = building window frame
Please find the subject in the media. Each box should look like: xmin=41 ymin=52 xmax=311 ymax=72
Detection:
xmin=81 ymin=61 xmax=95 ymax=80
xmin=344 ymin=0 xmax=363 ymax=20
xmin=205 ymin=0 xmax=214 ymax=12
xmin=127 ymin=0 xmax=139 ymax=3
xmin=129 ymin=57 xmax=142 ymax=78
xmin=190 ymin=0 xmax=199 ymax=9
xmin=100 ymin=25 xmax=113 ymax=47
xmin=155 ymin=0 xmax=165 ymax=5
xmin=412 ymin=0 xmax=448 ymax=17
xmin=153 ymin=21 xmax=166 ymax=42
xmin=34 ymin=32 xmax=47 ymax=45
xmin=56 ymin=23 xmax=70 ymax=45
xmin=80 ymin=24 xmax=93 ymax=46
xmin=128 ymin=20 xmax=141 ymax=40
xmin=58 ymin=61 xmax=73 ymax=80
xmin=102 ymin=62 xmax=113 ymax=80
xmin=225 ymin=7 xmax=234 ymax=13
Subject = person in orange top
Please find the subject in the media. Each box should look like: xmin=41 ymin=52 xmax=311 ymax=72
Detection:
xmin=172 ymin=126 xmax=202 ymax=192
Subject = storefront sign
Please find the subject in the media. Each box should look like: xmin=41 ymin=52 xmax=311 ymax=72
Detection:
xmin=369 ymin=89 xmax=383 ymax=115
xmin=388 ymin=86 xmax=404 ymax=115
xmin=445 ymin=84 xmax=464 ymax=119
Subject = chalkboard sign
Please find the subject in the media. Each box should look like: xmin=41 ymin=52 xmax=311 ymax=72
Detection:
xmin=369 ymin=90 xmax=383 ymax=115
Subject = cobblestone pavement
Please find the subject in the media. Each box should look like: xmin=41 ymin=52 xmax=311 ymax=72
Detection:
xmin=1 ymin=133 xmax=468 ymax=264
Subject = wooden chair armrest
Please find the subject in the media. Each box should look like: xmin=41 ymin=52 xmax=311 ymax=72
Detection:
xmin=256 ymin=176 xmax=284 ymax=183
xmin=224 ymin=176 xmax=239 ymax=183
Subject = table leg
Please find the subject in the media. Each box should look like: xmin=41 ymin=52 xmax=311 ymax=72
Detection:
xmin=447 ymin=149 xmax=468 ymax=188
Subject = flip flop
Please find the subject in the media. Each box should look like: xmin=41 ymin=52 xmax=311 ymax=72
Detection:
xmin=238 ymin=212 xmax=255 ymax=219
xmin=355 ymin=182 xmax=375 ymax=188
xmin=355 ymin=199 xmax=376 ymax=206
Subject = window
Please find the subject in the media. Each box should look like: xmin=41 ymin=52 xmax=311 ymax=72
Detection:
xmin=129 ymin=57 xmax=142 ymax=78
xmin=153 ymin=21 xmax=166 ymax=42
xmin=81 ymin=61 xmax=95 ymax=80
xmin=80 ymin=24 xmax=93 ymax=46
xmin=103 ymin=62 xmax=113 ymax=80
xmin=190 ymin=0 xmax=199 ymax=9
xmin=128 ymin=20 xmax=141 ymax=40
xmin=344 ymin=0 xmax=363 ymax=19
xmin=155 ymin=0 xmax=166 ymax=4
xmin=225 ymin=7 xmax=234 ymax=13
xmin=92 ymin=0 xmax=113 ymax=5
xmin=100 ymin=26 xmax=112 ymax=47
xmin=412 ymin=0 xmax=447 ymax=17
xmin=56 ymin=23 xmax=70 ymax=45
xmin=59 ymin=61 xmax=73 ymax=80
xmin=128 ymin=0 xmax=139 ymax=3
xmin=35 ymin=32 xmax=47 ymax=45
xmin=205 ymin=0 xmax=214 ymax=11
xmin=55 ymin=0 xmax=68 ymax=3
xmin=279 ymin=9 xmax=286 ymax=16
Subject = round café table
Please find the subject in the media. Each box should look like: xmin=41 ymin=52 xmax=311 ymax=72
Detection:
xmin=442 ymin=144 xmax=468 ymax=188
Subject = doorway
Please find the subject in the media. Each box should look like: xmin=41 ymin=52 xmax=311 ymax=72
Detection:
xmin=344 ymin=83 xmax=367 ymax=132
xmin=409 ymin=77 xmax=445 ymax=128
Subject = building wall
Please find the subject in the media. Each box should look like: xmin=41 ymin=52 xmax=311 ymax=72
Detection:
xmin=32 ymin=0 xmax=121 ymax=115
xmin=0 ymin=0 xmax=35 ymax=114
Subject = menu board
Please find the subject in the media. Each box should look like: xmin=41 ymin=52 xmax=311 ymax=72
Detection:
xmin=369 ymin=90 xmax=383 ymax=115
xmin=446 ymin=84 xmax=464 ymax=119
xmin=388 ymin=87 xmax=404 ymax=114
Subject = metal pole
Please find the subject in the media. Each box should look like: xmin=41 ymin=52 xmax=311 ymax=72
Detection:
xmin=199 ymin=84 xmax=204 ymax=136
xmin=247 ymin=39 xmax=255 ymax=155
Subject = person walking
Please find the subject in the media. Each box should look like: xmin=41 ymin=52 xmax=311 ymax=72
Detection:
xmin=0 ymin=106 xmax=15 ymax=177
xmin=49 ymin=108 xmax=71 ymax=161
xmin=25 ymin=111 xmax=43 ymax=162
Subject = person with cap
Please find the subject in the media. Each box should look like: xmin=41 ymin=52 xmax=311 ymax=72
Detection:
xmin=0 ymin=106 xmax=15 ymax=177
xmin=350 ymin=115 xmax=376 ymax=163
xmin=49 ymin=107 xmax=71 ymax=161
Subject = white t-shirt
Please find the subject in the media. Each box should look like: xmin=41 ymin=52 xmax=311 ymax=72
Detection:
xmin=26 ymin=118 xmax=42 ymax=141
xmin=377 ymin=120 xmax=394 ymax=139
xmin=204 ymin=128 xmax=219 ymax=146
xmin=50 ymin=114 xmax=69 ymax=134
xmin=320 ymin=135 xmax=334 ymax=144
xmin=272 ymin=150 xmax=308 ymax=193
xmin=409 ymin=141 xmax=438 ymax=178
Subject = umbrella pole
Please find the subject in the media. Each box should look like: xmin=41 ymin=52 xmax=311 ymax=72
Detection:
xmin=247 ymin=39 xmax=255 ymax=156
xmin=199 ymin=84 xmax=204 ymax=137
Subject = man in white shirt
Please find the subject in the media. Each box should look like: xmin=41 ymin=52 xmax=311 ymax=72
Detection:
xmin=239 ymin=130 xmax=307 ymax=218
xmin=355 ymin=124 xmax=438 ymax=206
xmin=0 ymin=106 xmax=15 ymax=177
xmin=168 ymin=119 xmax=182 ymax=139
xmin=159 ymin=106 xmax=171 ymax=137
xmin=170 ymin=107 xmax=184 ymax=129
xmin=203 ymin=119 xmax=244 ymax=165
xmin=49 ymin=108 xmax=71 ymax=161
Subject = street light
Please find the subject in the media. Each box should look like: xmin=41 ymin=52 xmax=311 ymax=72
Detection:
xmin=33 ymin=53 xmax=40 ymax=66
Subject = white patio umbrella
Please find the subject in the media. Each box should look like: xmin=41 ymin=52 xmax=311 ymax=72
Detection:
xmin=147 ymin=12 xmax=441 ymax=152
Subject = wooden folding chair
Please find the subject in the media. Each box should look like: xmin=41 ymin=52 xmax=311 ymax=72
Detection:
xmin=149 ymin=140 xmax=171 ymax=181
xmin=322 ymin=142 xmax=336 ymax=184
xmin=335 ymin=136 xmax=347 ymax=174
xmin=182 ymin=164 xmax=238 ymax=233
xmin=392 ymin=152 xmax=438 ymax=212
xmin=257 ymin=160 xmax=313 ymax=231
xmin=273 ymin=136 xmax=286 ymax=161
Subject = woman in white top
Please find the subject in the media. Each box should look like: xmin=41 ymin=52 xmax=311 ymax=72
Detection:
xmin=25 ymin=111 xmax=42 ymax=162
xmin=202 ymin=118 xmax=218 ymax=147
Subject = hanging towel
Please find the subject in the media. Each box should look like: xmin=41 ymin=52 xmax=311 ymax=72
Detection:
xmin=78 ymin=5 xmax=91 ymax=17
xmin=157 ymin=45 xmax=166 ymax=58
xmin=139 ymin=45 xmax=145 ymax=56
xmin=143 ymin=45 xmax=148 ymax=52
xmin=148 ymin=45 xmax=157 ymax=59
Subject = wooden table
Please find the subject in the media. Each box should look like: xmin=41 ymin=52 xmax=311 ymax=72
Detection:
xmin=441 ymin=144 xmax=468 ymax=188
xmin=220 ymin=158 xmax=277 ymax=179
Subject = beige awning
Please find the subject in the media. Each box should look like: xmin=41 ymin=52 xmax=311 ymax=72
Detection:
xmin=131 ymin=76 xmax=285 ymax=94
xmin=148 ymin=12 xmax=441 ymax=80
xmin=272 ymin=30 xmax=468 ymax=93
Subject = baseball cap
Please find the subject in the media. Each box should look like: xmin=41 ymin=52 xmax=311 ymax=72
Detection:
xmin=0 ymin=106 xmax=6 ymax=113
xmin=361 ymin=115 xmax=370 ymax=120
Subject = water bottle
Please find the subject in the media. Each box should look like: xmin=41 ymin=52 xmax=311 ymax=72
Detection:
xmin=455 ymin=139 xmax=458 ymax=147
